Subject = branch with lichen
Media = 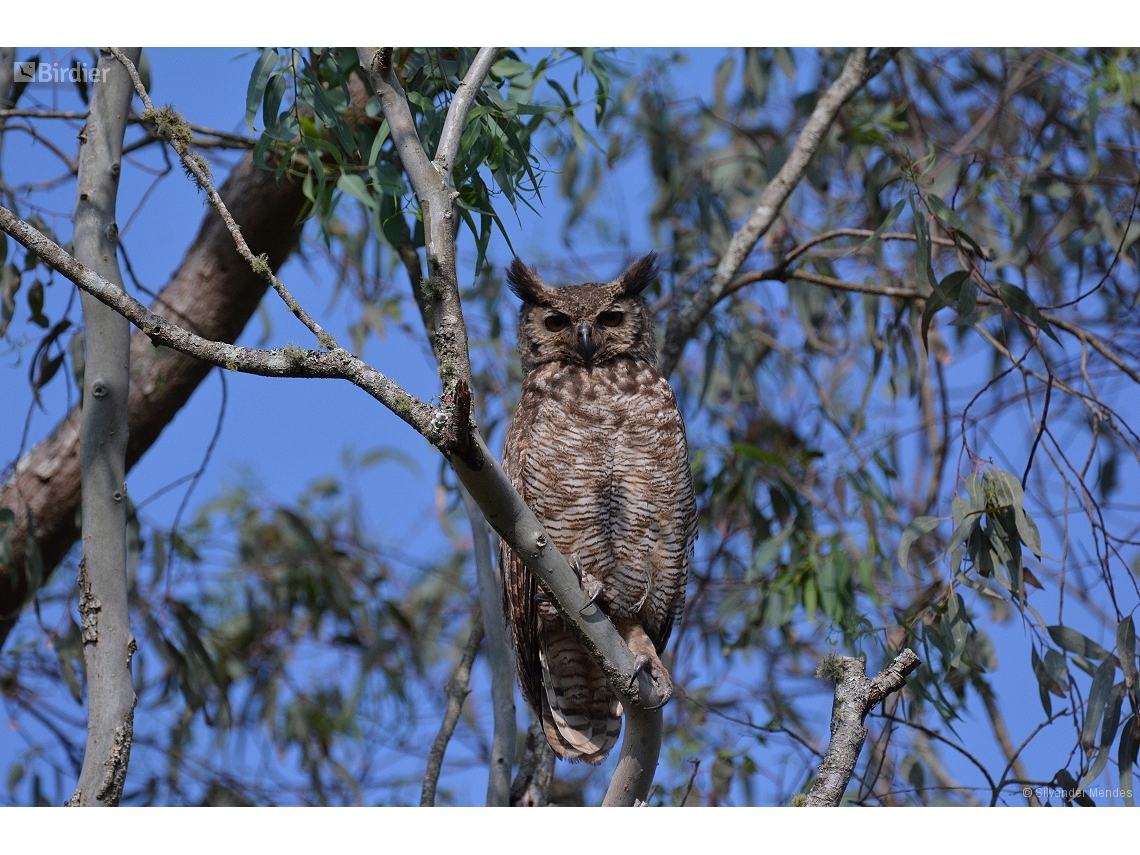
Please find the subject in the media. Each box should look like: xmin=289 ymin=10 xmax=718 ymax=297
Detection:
xmin=355 ymin=47 xmax=497 ymax=421
xmin=801 ymin=649 xmax=920 ymax=807
xmin=106 ymin=47 xmax=335 ymax=350
xmin=0 ymin=207 xmax=438 ymax=440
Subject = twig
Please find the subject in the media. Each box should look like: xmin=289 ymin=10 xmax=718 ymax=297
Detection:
xmin=805 ymin=649 xmax=920 ymax=806
xmin=421 ymin=609 xmax=484 ymax=806
xmin=459 ymin=486 xmax=516 ymax=806
xmin=681 ymin=757 xmax=701 ymax=806
xmin=1021 ymin=374 xmax=1053 ymax=490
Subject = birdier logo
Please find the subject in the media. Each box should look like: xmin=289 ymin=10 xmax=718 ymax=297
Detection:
xmin=13 ymin=61 xmax=107 ymax=84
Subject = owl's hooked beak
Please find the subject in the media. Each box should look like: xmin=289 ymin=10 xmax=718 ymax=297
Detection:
xmin=576 ymin=322 xmax=596 ymax=362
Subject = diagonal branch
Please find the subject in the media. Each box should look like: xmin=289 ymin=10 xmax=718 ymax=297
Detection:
xmin=106 ymin=48 xmax=334 ymax=349
xmin=659 ymin=47 xmax=898 ymax=377
xmin=435 ymin=47 xmax=499 ymax=180
xmin=0 ymin=208 xmax=439 ymax=440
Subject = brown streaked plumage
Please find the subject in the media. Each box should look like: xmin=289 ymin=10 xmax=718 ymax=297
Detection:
xmin=500 ymin=254 xmax=697 ymax=763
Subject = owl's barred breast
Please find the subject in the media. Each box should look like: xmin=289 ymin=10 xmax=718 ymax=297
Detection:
xmin=505 ymin=356 xmax=695 ymax=650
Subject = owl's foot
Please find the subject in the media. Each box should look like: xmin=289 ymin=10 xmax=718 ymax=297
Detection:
xmin=571 ymin=553 xmax=604 ymax=612
xmin=628 ymin=653 xmax=673 ymax=709
xmin=615 ymin=620 xmax=674 ymax=709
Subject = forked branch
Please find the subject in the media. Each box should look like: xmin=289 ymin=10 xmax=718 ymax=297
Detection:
xmin=804 ymin=649 xmax=920 ymax=806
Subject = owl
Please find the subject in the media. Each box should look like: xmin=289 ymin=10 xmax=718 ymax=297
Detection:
xmin=500 ymin=254 xmax=697 ymax=764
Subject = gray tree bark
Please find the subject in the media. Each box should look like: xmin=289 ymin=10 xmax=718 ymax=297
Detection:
xmin=804 ymin=649 xmax=919 ymax=807
xmin=66 ymin=47 xmax=141 ymax=807
xmin=0 ymin=47 xmax=15 ymax=168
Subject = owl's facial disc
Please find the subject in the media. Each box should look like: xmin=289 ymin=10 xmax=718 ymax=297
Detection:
xmin=576 ymin=321 xmax=596 ymax=362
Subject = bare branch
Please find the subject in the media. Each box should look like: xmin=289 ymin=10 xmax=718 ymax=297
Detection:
xmin=105 ymin=48 xmax=333 ymax=348
xmin=435 ymin=47 xmax=499 ymax=180
xmin=421 ymin=609 xmax=483 ymax=806
xmin=66 ymin=47 xmax=140 ymax=808
xmin=0 ymin=208 xmax=440 ymax=440
xmin=459 ymin=486 xmax=516 ymax=806
xmin=805 ymin=649 xmax=920 ymax=807
xmin=660 ymin=48 xmax=897 ymax=376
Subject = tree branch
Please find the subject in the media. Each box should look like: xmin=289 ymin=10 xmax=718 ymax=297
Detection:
xmin=659 ymin=47 xmax=897 ymax=377
xmin=435 ymin=47 xmax=499 ymax=181
xmin=0 ymin=209 xmax=441 ymax=440
xmin=804 ymin=649 xmax=920 ymax=806
xmin=66 ymin=47 xmax=140 ymax=808
xmin=356 ymin=47 xmax=495 ymax=417
xmin=106 ymin=48 xmax=334 ymax=348
xmin=421 ymin=608 xmax=483 ymax=806
xmin=459 ymin=486 xmax=516 ymax=806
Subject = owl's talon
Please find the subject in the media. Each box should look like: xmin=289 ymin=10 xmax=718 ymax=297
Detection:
xmin=627 ymin=654 xmax=651 ymax=693
xmin=627 ymin=650 xmax=673 ymax=709
xmin=571 ymin=553 xmax=605 ymax=612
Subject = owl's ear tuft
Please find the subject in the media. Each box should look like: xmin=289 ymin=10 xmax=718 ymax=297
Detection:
xmin=507 ymin=258 xmax=552 ymax=306
xmin=618 ymin=253 xmax=659 ymax=297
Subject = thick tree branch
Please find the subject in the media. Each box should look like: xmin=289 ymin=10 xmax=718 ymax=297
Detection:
xmin=0 ymin=152 xmax=305 ymax=651
xmin=601 ymin=707 xmax=663 ymax=806
xmin=659 ymin=48 xmax=897 ymax=377
xmin=67 ymin=47 xmax=140 ymax=808
xmin=805 ymin=649 xmax=919 ymax=806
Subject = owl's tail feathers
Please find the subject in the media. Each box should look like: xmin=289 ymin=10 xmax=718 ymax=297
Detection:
xmin=539 ymin=628 xmax=622 ymax=764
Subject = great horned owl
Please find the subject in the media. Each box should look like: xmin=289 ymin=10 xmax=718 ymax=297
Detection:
xmin=500 ymin=254 xmax=697 ymax=763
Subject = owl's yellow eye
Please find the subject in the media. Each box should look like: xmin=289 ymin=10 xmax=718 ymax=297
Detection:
xmin=544 ymin=314 xmax=571 ymax=332
xmin=598 ymin=310 xmax=624 ymax=328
